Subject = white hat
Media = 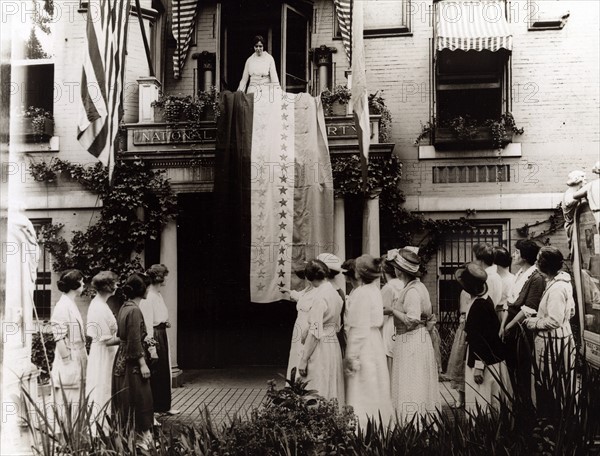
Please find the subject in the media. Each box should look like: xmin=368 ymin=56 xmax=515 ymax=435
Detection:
xmin=317 ymin=253 xmax=344 ymax=272
xmin=566 ymin=170 xmax=586 ymax=186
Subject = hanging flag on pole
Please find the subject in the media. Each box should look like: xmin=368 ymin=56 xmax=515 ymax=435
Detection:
xmin=334 ymin=0 xmax=369 ymax=191
xmin=334 ymin=0 xmax=352 ymax=64
xmin=171 ymin=0 xmax=198 ymax=79
xmin=350 ymin=0 xmax=370 ymax=192
xmin=77 ymin=0 xmax=132 ymax=182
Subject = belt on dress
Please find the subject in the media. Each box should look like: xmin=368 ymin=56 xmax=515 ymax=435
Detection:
xmin=154 ymin=323 xmax=167 ymax=330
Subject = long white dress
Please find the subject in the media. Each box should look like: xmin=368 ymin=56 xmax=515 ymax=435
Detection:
xmin=85 ymin=294 xmax=118 ymax=418
xmin=381 ymin=278 xmax=405 ymax=359
xmin=287 ymin=286 xmax=316 ymax=381
xmin=345 ymin=282 xmax=392 ymax=429
xmin=391 ymin=279 xmax=440 ymax=423
xmin=304 ymin=282 xmax=344 ymax=403
xmin=238 ymin=51 xmax=280 ymax=94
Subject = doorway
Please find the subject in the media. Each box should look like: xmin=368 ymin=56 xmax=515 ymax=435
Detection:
xmin=221 ymin=1 xmax=311 ymax=93
xmin=177 ymin=192 xmax=297 ymax=368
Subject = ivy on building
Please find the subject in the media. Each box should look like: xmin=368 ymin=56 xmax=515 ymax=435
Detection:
xmin=515 ymin=204 xmax=565 ymax=244
xmin=29 ymin=158 xmax=177 ymax=280
xmin=331 ymin=153 xmax=474 ymax=269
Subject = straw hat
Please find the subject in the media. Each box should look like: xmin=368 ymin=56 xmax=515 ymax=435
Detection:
xmin=386 ymin=247 xmax=422 ymax=277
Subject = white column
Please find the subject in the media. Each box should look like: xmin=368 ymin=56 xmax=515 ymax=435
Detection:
xmin=362 ymin=194 xmax=381 ymax=257
xmin=333 ymin=198 xmax=346 ymax=291
xmin=160 ymin=220 xmax=181 ymax=379
xmin=137 ymin=77 xmax=161 ymax=123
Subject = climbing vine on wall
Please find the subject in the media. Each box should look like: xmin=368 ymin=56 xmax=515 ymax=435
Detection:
xmin=330 ymin=153 xmax=474 ymax=268
xmin=515 ymin=204 xmax=565 ymax=244
xmin=29 ymin=158 xmax=177 ymax=280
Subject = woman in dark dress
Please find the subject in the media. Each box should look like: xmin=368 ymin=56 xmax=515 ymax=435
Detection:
xmin=112 ymin=273 xmax=154 ymax=450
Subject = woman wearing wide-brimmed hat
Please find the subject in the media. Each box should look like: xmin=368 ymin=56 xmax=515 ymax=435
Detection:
xmin=458 ymin=263 xmax=511 ymax=415
xmin=380 ymin=251 xmax=406 ymax=376
xmin=344 ymin=254 xmax=392 ymax=428
xmin=385 ymin=248 xmax=439 ymax=423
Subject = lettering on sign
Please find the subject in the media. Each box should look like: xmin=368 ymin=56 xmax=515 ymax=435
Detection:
xmin=326 ymin=121 xmax=377 ymax=139
xmin=133 ymin=128 xmax=217 ymax=145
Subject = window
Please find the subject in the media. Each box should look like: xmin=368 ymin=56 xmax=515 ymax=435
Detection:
xmin=334 ymin=0 xmax=411 ymax=39
xmin=528 ymin=0 xmax=569 ymax=30
xmin=436 ymin=50 xmax=508 ymax=125
xmin=12 ymin=60 xmax=54 ymax=116
xmin=31 ymin=220 xmax=52 ymax=321
xmin=433 ymin=164 xmax=511 ymax=184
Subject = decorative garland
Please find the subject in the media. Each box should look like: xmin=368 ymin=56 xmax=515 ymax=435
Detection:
xmin=29 ymin=158 xmax=177 ymax=280
xmin=330 ymin=153 xmax=474 ymax=268
xmin=515 ymin=204 xmax=565 ymax=243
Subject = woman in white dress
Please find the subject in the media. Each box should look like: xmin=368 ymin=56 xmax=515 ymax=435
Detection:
xmin=380 ymin=251 xmax=405 ymax=376
xmin=238 ymin=35 xmax=280 ymax=94
xmin=50 ymin=269 xmax=87 ymax=411
xmin=524 ymin=247 xmax=576 ymax=384
xmin=298 ymin=260 xmax=344 ymax=402
xmin=85 ymin=271 xmax=120 ymax=422
xmin=281 ymin=266 xmax=317 ymax=381
xmin=386 ymin=248 xmax=439 ymax=423
xmin=345 ymin=255 xmax=392 ymax=429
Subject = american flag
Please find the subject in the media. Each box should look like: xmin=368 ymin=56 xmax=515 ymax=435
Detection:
xmin=334 ymin=0 xmax=370 ymax=190
xmin=77 ymin=0 xmax=132 ymax=181
xmin=172 ymin=0 xmax=198 ymax=79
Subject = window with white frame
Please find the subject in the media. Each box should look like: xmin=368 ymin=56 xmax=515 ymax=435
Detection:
xmin=334 ymin=0 xmax=411 ymax=39
xmin=528 ymin=0 xmax=570 ymax=30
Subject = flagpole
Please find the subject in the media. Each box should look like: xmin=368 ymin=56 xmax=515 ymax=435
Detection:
xmin=134 ymin=0 xmax=155 ymax=77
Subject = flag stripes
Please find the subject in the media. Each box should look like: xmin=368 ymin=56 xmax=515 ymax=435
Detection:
xmin=334 ymin=0 xmax=352 ymax=65
xmin=78 ymin=0 xmax=131 ymax=179
xmin=171 ymin=0 xmax=198 ymax=79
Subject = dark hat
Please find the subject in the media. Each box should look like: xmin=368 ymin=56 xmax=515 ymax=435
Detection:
xmin=455 ymin=263 xmax=488 ymax=297
xmin=386 ymin=248 xmax=422 ymax=277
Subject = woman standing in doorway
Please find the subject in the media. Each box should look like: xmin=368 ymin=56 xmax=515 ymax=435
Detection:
xmin=238 ymin=35 xmax=280 ymax=94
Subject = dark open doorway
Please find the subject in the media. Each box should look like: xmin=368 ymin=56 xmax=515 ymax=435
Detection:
xmin=220 ymin=0 xmax=310 ymax=93
xmin=177 ymin=192 xmax=297 ymax=368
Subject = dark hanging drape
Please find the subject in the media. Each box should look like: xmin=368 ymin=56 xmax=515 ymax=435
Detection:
xmin=213 ymin=91 xmax=254 ymax=307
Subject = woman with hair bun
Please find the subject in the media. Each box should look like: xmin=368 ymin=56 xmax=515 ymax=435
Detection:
xmin=50 ymin=269 xmax=87 ymax=409
xmin=344 ymin=254 xmax=392 ymax=428
xmin=139 ymin=264 xmax=178 ymax=416
xmin=112 ymin=273 xmax=154 ymax=450
xmin=297 ymin=259 xmax=344 ymax=403
xmin=238 ymin=34 xmax=280 ymax=94
xmin=86 ymin=271 xmax=120 ymax=424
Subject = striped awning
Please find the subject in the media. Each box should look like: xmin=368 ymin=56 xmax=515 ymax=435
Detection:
xmin=436 ymin=1 xmax=513 ymax=52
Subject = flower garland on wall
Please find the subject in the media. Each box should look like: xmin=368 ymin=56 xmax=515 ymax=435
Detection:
xmin=29 ymin=158 xmax=177 ymax=280
xmin=330 ymin=153 xmax=474 ymax=269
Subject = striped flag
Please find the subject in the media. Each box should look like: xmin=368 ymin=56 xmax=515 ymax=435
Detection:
xmin=172 ymin=0 xmax=198 ymax=79
xmin=334 ymin=0 xmax=352 ymax=64
xmin=350 ymin=0 xmax=370 ymax=191
xmin=77 ymin=0 xmax=132 ymax=181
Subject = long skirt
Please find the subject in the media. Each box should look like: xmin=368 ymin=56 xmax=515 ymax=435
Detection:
xmin=86 ymin=342 xmax=117 ymax=419
xmin=53 ymin=344 xmax=87 ymax=421
xmin=304 ymin=326 xmax=344 ymax=404
xmin=112 ymin=362 xmax=153 ymax=432
xmin=391 ymin=327 xmax=440 ymax=423
xmin=345 ymin=328 xmax=392 ymax=429
xmin=151 ymin=325 xmax=172 ymax=412
xmin=465 ymin=360 xmax=512 ymax=415
xmin=446 ymin=320 xmax=467 ymax=392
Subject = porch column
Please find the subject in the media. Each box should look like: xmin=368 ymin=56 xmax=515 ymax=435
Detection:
xmin=137 ymin=77 xmax=161 ymax=123
xmin=362 ymin=190 xmax=381 ymax=257
xmin=160 ymin=219 xmax=182 ymax=384
xmin=333 ymin=197 xmax=346 ymax=291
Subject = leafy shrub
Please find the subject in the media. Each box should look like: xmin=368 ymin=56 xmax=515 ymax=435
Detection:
xmin=31 ymin=327 xmax=55 ymax=384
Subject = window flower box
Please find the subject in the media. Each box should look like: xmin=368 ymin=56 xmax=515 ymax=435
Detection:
xmin=16 ymin=116 xmax=54 ymax=143
xmin=434 ymin=126 xmax=513 ymax=150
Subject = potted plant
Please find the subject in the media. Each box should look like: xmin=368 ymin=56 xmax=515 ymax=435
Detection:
xmin=151 ymin=94 xmax=192 ymax=123
xmin=19 ymin=106 xmax=54 ymax=142
xmin=321 ymin=84 xmax=352 ymax=116
xmin=196 ymin=86 xmax=220 ymax=122
xmin=416 ymin=112 xmax=524 ymax=150
xmin=368 ymin=91 xmax=393 ymax=143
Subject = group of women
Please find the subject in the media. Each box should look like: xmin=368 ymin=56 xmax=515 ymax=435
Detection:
xmin=284 ymin=248 xmax=441 ymax=427
xmin=446 ymin=242 xmax=576 ymax=413
xmin=49 ymin=265 xmax=176 ymax=450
